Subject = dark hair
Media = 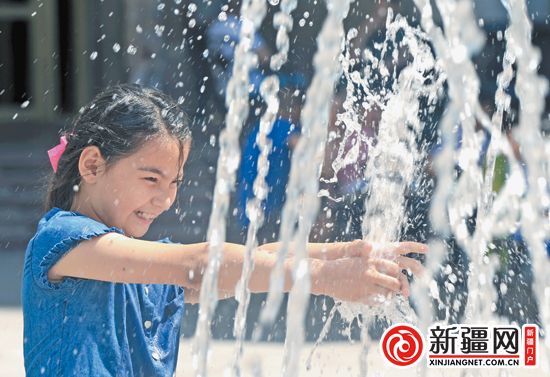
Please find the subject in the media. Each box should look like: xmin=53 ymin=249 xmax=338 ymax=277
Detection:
xmin=45 ymin=84 xmax=192 ymax=211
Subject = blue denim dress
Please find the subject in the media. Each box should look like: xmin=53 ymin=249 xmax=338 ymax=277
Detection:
xmin=21 ymin=208 xmax=185 ymax=376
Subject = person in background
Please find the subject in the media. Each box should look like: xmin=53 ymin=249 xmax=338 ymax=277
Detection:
xmin=205 ymin=11 xmax=272 ymax=110
xmin=235 ymin=72 xmax=305 ymax=244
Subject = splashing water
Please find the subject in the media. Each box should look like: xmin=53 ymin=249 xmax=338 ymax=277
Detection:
xmin=229 ymin=1 xmax=296 ymax=375
xmin=191 ymin=1 xmax=267 ymax=376
xmin=248 ymin=1 xmax=355 ymax=376
xmin=196 ymin=0 xmax=550 ymax=375
xmin=306 ymin=10 xmax=446 ymax=373
xmin=500 ymin=0 xmax=550 ymax=361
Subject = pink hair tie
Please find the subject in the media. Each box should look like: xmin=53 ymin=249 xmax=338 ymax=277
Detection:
xmin=48 ymin=136 xmax=68 ymax=173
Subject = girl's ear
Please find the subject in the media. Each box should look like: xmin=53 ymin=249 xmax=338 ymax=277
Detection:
xmin=78 ymin=146 xmax=107 ymax=183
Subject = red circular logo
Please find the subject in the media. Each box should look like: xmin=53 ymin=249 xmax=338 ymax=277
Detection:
xmin=380 ymin=324 xmax=424 ymax=367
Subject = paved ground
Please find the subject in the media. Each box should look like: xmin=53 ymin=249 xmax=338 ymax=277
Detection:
xmin=1 ymin=307 xmax=546 ymax=377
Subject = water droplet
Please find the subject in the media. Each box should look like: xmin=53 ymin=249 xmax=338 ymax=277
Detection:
xmin=188 ymin=18 xmax=196 ymax=28
xmin=20 ymin=100 xmax=30 ymax=108
xmin=298 ymin=19 xmax=306 ymax=27
xmin=155 ymin=24 xmax=165 ymax=37
xmin=73 ymin=185 xmax=79 ymax=192
xmin=89 ymin=51 xmax=98 ymax=60
xmin=157 ymin=3 xmax=165 ymax=11
xmin=500 ymin=282 xmax=508 ymax=295
xmin=187 ymin=3 xmax=197 ymax=12
xmin=144 ymin=320 xmax=152 ymax=329
xmin=347 ymin=27 xmax=358 ymax=40
xmin=136 ymin=24 xmax=143 ymax=34
xmin=127 ymin=45 xmax=137 ymax=55
xmin=446 ymin=282 xmax=455 ymax=293
xmin=12 ymin=113 xmax=18 ymax=120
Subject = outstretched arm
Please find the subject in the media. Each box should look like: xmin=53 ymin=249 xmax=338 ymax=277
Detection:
xmin=47 ymin=234 xmax=299 ymax=293
xmin=49 ymin=234 xmax=426 ymax=305
xmin=48 ymin=233 xmax=207 ymax=289
xmin=201 ymin=240 xmax=427 ymax=302
xmin=48 ymin=234 xmax=309 ymax=303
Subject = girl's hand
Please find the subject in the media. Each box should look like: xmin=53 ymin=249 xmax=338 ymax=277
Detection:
xmin=313 ymin=240 xmax=427 ymax=305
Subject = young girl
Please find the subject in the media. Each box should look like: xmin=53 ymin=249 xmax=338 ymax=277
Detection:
xmin=22 ymin=84 xmax=426 ymax=376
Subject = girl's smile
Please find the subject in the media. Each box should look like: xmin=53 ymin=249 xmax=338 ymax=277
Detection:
xmin=135 ymin=211 xmax=158 ymax=222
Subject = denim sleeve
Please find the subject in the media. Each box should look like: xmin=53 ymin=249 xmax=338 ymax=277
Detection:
xmin=156 ymin=237 xmax=173 ymax=244
xmin=30 ymin=213 xmax=124 ymax=290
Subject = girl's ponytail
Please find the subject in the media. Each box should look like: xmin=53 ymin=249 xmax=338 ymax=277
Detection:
xmin=45 ymin=134 xmax=82 ymax=210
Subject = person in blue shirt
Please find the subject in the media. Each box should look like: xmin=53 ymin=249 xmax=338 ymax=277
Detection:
xmin=235 ymin=73 xmax=304 ymax=243
xmin=22 ymin=84 xmax=426 ymax=376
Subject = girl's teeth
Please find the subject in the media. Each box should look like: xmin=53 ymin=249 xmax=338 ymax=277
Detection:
xmin=137 ymin=211 xmax=154 ymax=220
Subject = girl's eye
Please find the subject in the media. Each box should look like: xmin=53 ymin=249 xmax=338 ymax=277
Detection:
xmin=144 ymin=177 xmax=158 ymax=183
xmin=171 ymin=178 xmax=184 ymax=186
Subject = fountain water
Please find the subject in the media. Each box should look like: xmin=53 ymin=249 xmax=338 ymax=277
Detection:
xmin=230 ymin=1 xmax=296 ymax=375
xmin=194 ymin=0 xmax=550 ymax=375
xmin=191 ymin=1 xmax=268 ymax=376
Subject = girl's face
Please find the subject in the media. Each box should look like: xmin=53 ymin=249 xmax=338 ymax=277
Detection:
xmin=75 ymin=136 xmax=189 ymax=238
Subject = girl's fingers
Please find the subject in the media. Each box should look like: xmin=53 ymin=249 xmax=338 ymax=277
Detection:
xmin=393 ymin=242 xmax=429 ymax=255
xmin=374 ymin=259 xmax=400 ymax=277
xmin=367 ymin=269 xmax=401 ymax=292
xmin=399 ymin=273 xmax=411 ymax=297
xmin=396 ymin=256 xmax=425 ymax=277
